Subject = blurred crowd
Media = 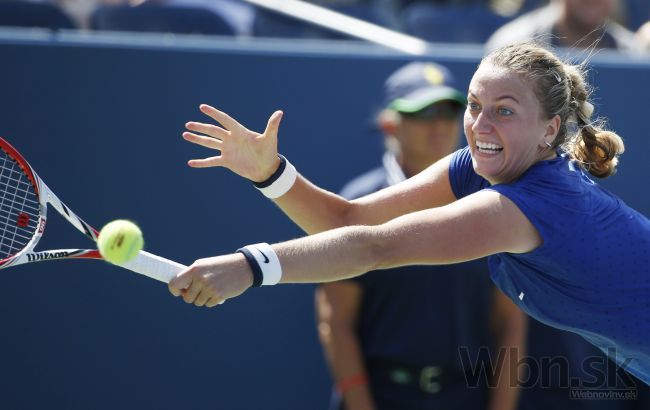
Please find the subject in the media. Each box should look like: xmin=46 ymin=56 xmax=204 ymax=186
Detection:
xmin=0 ymin=0 xmax=649 ymax=51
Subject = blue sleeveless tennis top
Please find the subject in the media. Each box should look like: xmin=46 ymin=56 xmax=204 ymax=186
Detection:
xmin=449 ymin=146 xmax=650 ymax=384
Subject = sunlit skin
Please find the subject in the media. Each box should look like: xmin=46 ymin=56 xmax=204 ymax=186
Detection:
xmin=464 ymin=63 xmax=561 ymax=185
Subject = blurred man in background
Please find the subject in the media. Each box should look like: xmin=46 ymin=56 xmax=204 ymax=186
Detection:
xmin=486 ymin=0 xmax=639 ymax=51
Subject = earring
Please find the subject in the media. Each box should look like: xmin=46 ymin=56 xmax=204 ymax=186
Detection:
xmin=544 ymin=141 xmax=552 ymax=148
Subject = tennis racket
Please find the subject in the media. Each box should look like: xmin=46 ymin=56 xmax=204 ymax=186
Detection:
xmin=0 ymin=137 xmax=184 ymax=283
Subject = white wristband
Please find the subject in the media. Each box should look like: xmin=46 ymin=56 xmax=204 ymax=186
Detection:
xmin=254 ymin=155 xmax=297 ymax=199
xmin=241 ymin=243 xmax=283 ymax=286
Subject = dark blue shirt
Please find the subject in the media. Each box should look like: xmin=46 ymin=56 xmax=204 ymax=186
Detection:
xmin=449 ymin=146 xmax=650 ymax=385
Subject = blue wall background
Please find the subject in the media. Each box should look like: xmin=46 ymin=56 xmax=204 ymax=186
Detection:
xmin=0 ymin=31 xmax=648 ymax=409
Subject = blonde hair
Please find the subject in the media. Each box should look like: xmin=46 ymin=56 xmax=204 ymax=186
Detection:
xmin=482 ymin=42 xmax=624 ymax=178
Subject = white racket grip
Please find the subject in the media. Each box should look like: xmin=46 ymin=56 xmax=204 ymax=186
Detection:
xmin=118 ymin=250 xmax=186 ymax=283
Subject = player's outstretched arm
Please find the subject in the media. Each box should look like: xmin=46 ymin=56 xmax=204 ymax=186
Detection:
xmin=169 ymin=190 xmax=541 ymax=307
xmin=183 ymin=105 xmax=457 ymax=234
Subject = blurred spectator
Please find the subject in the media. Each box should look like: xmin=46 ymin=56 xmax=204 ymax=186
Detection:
xmin=388 ymin=0 xmax=548 ymax=14
xmin=0 ymin=0 xmax=77 ymax=29
xmin=11 ymin=0 xmax=130 ymax=29
xmin=16 ymin=0 xmax=251 ymax=34
xmin=621 ymin=0 xmax=650 ymax=32
xmin=636 ymin=20 xmax=650 ymax=50
xmin=306 ymin=0 xmax=373 ymax=5
xmin=141 ymin=0 xmax=254 ymax=35
xmin=397 ymin=0 xmax=550 ymax=45
xmin=90 ymin=2 xmax=238 ymax=36
xmin=485 ymin=0 xmax=638 ymax=51
xmin=316 ymin=61 xmax=527 ymax=410
xmin=401 ymin=2 xmax=512 ymax=44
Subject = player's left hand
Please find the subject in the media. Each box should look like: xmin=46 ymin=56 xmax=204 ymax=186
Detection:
xmin=183 ymin=104 xmax=283 ymax=183
xmin=168 ymin=253 xmax=254 ymax=307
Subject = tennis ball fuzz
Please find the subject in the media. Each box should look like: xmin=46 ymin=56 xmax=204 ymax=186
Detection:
xmin=97 ymin=220 xmax=144 ymax=264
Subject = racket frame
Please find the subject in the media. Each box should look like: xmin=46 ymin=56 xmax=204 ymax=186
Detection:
xmin=0 ymin=137 xmax=183 ymax=283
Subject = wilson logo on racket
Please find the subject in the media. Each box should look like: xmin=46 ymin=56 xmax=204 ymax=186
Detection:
xmin=16 ymin=212 xmax=30 ymax=227
xmin=27 ymin=251 xmax=75 ymax=262
xmin=38 ymin=219 xmax=46 ymax=234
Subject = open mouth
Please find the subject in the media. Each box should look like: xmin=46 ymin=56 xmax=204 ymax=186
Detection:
xmin=476 ymin=141 xmax=503 ymax=154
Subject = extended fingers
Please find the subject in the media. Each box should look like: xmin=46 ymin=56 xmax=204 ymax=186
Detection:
xmin=183 ymin=131 xmax=223 ymax=150
xmin=263 ymin=110 xmax=283 ymax=139
xmin=184 ymin=122 xmax=225 ymax=168
xmin=187 ymin=156 xmax=224 ymax=168
xmin=185 ymin=122 xmax=229 ymax=141
xmin=200 ymin=104 xmax=241 ymax=131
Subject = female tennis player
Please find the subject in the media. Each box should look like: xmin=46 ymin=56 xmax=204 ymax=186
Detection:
xmin=170 ymin=42 xmax=650 ymax=385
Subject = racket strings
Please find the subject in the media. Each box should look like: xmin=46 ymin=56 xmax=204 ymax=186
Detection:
xmin=0 ymin=150 xmax=39 ymax=259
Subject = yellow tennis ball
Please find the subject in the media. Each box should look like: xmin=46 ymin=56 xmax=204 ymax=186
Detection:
xmin=97 ymin=220 xmax=144 ymax=264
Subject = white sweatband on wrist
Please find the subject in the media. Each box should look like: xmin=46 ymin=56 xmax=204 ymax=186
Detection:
xmin=237 ymin=243 xmax=283 ymax=286
xmin=253 ymin=155 xmax=297 ymax=199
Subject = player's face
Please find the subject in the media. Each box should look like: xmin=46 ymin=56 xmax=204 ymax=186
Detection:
xmin=464 ymin=64 xmax=557 ymax=184
xmin=395 ymin=101 xmax=461 ymax=170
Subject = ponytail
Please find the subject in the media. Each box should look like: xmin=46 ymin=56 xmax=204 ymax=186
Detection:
xmin=564 ymin=66 xmax=624 ymax=178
